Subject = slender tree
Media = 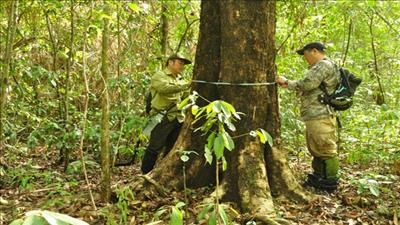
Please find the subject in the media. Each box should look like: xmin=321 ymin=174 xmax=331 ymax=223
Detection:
xmin=0 ymin=0 xmax=18 ymax=149
xmin=136 ymin=1 xmax=310 ymax=223
xmin=100 ymin=1 xmax=111 ymax=202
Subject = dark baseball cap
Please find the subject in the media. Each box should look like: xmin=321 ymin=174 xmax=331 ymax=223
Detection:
xmin=166 ymin=54 xmax=192 ymax=65
xmin=296 ymin=42 xmax=326 ymax=55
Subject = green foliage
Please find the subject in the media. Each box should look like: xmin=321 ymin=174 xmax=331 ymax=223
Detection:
xmin=9 ymin=210 xmax=89 ymax=225
xmin=115 ymin=186 xmax=135 ymax=225
xmin=350 ymin=173 xmax=397 ymax=197
xmin=197 ymin=203 xmax=239 ymax=225
xmin=152 ymin=201 xmax=186 ymax=225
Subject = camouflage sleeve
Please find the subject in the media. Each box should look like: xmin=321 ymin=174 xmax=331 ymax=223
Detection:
xmin=151 ymin=72 xmax=190 ymax=94
xmin=287 ymin=61 xmax=331 ymax=92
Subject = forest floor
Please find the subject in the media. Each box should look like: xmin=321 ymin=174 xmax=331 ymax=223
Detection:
xmin=1 ymin=147 xmax=399 ymax=225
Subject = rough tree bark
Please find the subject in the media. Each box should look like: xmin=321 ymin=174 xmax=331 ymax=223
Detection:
xmin=100 ymin=1 xmax=111 ymax=203
xmin=138 ymin=0 xmax=310 ymax=222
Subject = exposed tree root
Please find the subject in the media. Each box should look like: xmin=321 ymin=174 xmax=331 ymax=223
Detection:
xmin=254 ymin=215 xmax=291 ymax=225
xmin=138 ymin=174 xmax=170 ymax=197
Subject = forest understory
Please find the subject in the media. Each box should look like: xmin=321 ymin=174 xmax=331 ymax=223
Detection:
xmin=1 ymin=146 xmax=399 ymax=225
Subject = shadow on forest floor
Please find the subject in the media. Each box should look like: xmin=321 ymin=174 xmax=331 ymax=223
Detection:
xmin=1 ymin=147 xmax=399 ymax=225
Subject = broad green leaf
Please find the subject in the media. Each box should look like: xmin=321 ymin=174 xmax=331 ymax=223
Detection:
xmin=170 ymin=207 xmax=183 ymax=225
xmin=225 ymin=119 xmax=236 ymax=132
xmin=212 ymin=101 xmax=222 ymax=113
xmin=22 ymin=215 xmax=47 ymax=225
xmin=207 ymin=211 xmax=217 ymax=225
xmin=9 ymin=219 xmax=23 ymax=225
xmin=154 ymin=208 xmax=167 ymax=220
xmin=175 ymin=202 xmax=185 ymax=208
xmin=197 ymin=204 xmax=214 ymax=221
xmin=221 ymin=132 xmax=234 ymax=151
xmin=256 ymin=129 xmax=273 ymax=147
xmin=207 ymin=132 xmax=216 ymax=150
xmin=204 ymin=145 xmax=213 ymax=165
xmin=221 ymin=101 xmax=236 ymax=114
xmin=213 ymin=134 xmax=225 ymax=160
xmin=42 ymin=211 xmax=89 ymax=225
xmin=220 ymin=102 xmax=232 ymax=118
xmin=369 ymin=185 xmax=380 ymax=197
xmin=256 ymin=130 xmax=266 ymax=144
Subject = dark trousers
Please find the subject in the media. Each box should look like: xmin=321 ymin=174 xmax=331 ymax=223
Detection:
xmin=141 ymin=118 xmax=182 ymax=174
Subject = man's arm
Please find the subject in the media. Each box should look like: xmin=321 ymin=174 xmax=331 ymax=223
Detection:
xmin=277 ymin=61 xmax=331 ymax=91
xmin=151 ymin=73 xmax=190 ymax=94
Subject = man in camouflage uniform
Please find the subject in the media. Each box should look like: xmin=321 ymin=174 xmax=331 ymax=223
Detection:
xmin=141 ymin=54 xmax=191 ymax=174
xmin=276 ymin=42 xmax=340 ymax=192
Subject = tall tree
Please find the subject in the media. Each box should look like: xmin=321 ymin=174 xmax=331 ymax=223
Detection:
xmin=100 ymin=1 xmax=111 ymax=203
xmin=0 ymin=0 xmax=18 ymax=148
xmin=136 ymin=0 xmax=310 ymax=223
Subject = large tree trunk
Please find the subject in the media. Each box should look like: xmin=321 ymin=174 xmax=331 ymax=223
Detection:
xmin=139 ymin=0 xmax=310 ymax=222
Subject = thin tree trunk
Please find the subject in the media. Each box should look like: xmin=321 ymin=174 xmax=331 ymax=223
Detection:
xmin=160 ymin=1 xmax=168 ymax=55
xmin=63 ymin=0 xmax=75 ymax=170
xmin=100 ymin=1 xmax=111 ymax=203
xmin=368 ymin=15 xmax=385 ymax=105
xmin=0 ymin=0 xmax=18 ymax=149
xmin=78 ymin=2 xmax=97 ymax=210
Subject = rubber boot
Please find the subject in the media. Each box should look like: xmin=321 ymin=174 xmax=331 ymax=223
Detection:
xmin=304 ymin=157 xmax=324 ymax=188
xmin=320 ymin=157 xmax=339 ymax=192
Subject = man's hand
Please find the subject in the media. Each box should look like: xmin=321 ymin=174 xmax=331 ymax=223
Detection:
xmin=276 ymin=76 xmax=288 ymax=88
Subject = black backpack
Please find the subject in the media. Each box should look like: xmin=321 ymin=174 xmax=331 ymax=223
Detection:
xmin=318 ymin=68 xmax=362 ymax=111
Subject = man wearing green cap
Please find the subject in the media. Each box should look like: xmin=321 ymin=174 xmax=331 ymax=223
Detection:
xmin=276 ymin=42 xmax=340 ymax=192
xmin=141 ymin=54 xmax=192 ymax=174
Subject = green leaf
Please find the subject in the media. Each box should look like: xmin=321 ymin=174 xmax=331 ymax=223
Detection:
xmin=221 ymin=101 xmax=236 ymax=114
xmin=170 ymin=207 xmax=183 ymax=225
xmin=180 ymin=155 xmax=189 ymax=162
xmin=221 ymin=157 xmax=227 ymax=171
xmin=221 ymin=132 xmax=234 ymax=151
xmin=220 ymin=102 xmax=232 ymax=118
xmin=128 ymin=3 xmax=140 ymax=13
xmin=197 ymin=204 xmax=214 ymax=221
xmin=212 ymin=101 xmax=222 ymax=113
xmin=175 ymin=201 xmax=186 ymax=208
xmin=369 ymin=185 xmax=380 ymax=197
xmin=256 ymin=129 xmax=273 ymax=147
xmin=256 ymin=130 xmax=266 ymax=144
xmin=9 ymin=219 xmax=23 ymax=225
xmin=22 ymin=215 xmax=47 ymax=225
xmin=207 ymin=132 xmax=216 ymax=150
xmin=214 ymin=134 xmax=225 ymax=160
xmin=218 ymin=205 xmax=230 ymax=225
xmin=178 ymin=96 xmax=190 ymax=110
xmin=204 ymin=145 xmax=213 ymax=165
xmin=154 ymin=207 xmax=167 ymax=220
xmin=191 ymin=105 xmax=199 ymax=115
xmin=207 ymin=211 xmax=217 ymax=225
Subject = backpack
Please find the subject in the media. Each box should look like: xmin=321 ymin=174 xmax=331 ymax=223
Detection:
xmin=318 ymin=68 xmax=362 ymax=111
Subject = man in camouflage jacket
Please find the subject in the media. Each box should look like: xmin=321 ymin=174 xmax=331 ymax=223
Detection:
xmin=141 ymin=54 xmax=191 ymax=174
xmin=276 ymin=42 xmax=340 ymax=192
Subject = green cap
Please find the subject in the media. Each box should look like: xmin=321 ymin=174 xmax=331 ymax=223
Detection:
xmin=166 ymin=54 xmax=192 ymax=65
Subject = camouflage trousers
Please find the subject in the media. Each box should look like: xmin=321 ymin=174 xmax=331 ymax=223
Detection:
xmin=305 ymin=116 xmax=338 ymax=159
